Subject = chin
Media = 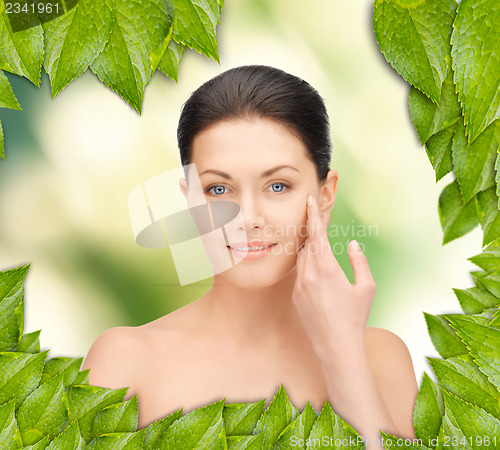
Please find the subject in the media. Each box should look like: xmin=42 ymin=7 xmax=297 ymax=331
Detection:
xmin=213 ymin=257 xmax=296 ymax=289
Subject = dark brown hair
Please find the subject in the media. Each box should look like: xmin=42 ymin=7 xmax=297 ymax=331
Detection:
xmin=177 ymin=65 xmax=331 ymax=180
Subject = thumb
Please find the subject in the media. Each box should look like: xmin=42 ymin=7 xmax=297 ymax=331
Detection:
xmin=348 ymin=240 xmax=374 ymax=288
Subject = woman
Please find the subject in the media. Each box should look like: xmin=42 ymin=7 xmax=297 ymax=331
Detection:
xmin=83 ymin=66 xmax=419 ymax=446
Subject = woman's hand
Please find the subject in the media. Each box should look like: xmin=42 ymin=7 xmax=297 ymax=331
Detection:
xmin=292 ymin=194 xmax=376 ymax=357
xmin=292 ymin=195 xmax=417 ymax=447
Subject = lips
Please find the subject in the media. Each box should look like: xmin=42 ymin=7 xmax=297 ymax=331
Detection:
xmin=226 ymin=241 xmax=278 ymax=261
xmin=227 ymin=241 xmax=277 ymax=251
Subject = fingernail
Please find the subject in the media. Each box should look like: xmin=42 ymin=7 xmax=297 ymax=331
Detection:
xmin=351 ymin=240 xmax=361 ymax=251
xmin=307 ymin=195 xmax=312 ymax=206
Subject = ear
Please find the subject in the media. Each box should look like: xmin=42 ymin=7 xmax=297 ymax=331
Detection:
xmin=319 ymin=169 xmax=338 ymax=216
xmin=179 ymin=178 xmax=188 ymax=199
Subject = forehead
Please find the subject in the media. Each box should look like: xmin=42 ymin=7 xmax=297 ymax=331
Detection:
xmin=190 ymin=118 xmax=312 ymax=172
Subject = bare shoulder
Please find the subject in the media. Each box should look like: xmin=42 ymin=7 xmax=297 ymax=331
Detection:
xmin=364 ymin=327 xmax=411 ymax=356
xmin=363 ymin=327 xmax=416 ymax=376
xmin=364 ymin=327 xmax=419 ymax=439
xmin=82 ymin=326 xmax=146 ymax=394
xmin=82 ymin=301 xmax=207 ymax=402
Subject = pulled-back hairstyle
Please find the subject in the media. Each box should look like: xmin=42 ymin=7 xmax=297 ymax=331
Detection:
xmin=177 ymin=65 xmax=331 ymax=180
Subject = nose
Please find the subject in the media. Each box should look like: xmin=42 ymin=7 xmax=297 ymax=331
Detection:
xmin=233 ymin=194 xmax=265 ymax=231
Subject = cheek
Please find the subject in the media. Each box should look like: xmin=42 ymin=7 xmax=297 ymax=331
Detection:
xmin=270 ymin=206 xmax=308 ymax=244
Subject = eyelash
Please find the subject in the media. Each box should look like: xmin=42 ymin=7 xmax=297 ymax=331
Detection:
xmin=204 ymin=181 xmax=292 ymax=196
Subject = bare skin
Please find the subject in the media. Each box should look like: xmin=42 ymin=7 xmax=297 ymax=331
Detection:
xmin=83 ymin=118 xmax=419 ymax=448
xmin=84 ymin=309 xmax=417 ymax=435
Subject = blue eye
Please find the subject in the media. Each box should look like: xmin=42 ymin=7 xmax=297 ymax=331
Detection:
xmin=269 ymin=183 xmax=288 ymax=192
xmin=207 ymin=185 xmax=226 ymax=195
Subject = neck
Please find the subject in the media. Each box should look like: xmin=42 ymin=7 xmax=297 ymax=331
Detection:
xmin=200 ymin=267 xmax=306 ymax=345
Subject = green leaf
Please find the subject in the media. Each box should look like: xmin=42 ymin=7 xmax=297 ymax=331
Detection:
xmin=409 ymin=71 xmax=461 ymax=144
xmin=158 ymin=40 xmax=186 ymax=82
xmin=275 ymin=402 xmax=317 ymax=450
xmin=413 ymin=373 xmax=443 ymax=445
xmin=0 ymin=400 xmax=22 ymax=450
xmin=172 ymin=0 xmax=222 ymax=63
xmin=438 ymin=180 xmax=480 ymax=244
xmin=143 ymin=408 xmax=182 ymax=450
xmin=41 ymin=357 xmax=84 ymax=386
xmin=149 ymin=24 xmax=173 ymax=75
xmin=157 ymin=399 xmax=226 ymax=449
xmin=0 ymin=265 xmax=29 ymax=351
xmin=45 ymin=421 xmax=85 ymax=450
xmin=17 ymin=373 xmax=68 ymax=446
xmin=373 ymin=0 xmax=456 ymax=103
xmin=452 ymin=119 xmax=500 ymax=204
xmin=0 ymin=351 xmax=47 ymax=409
xmin=226 ymin=434 xmax=265 ymax=450
xmin=42 ymin=0 xmax=114 ymax=97
xmin=489 ymin=307 xmax=500 ymax=327
xmin=90 ymin=0 xmax=173 ymax=113
xmin=306 ymin=401 xmax=364 ymax=449
xmin=73 ymin=369 xmax=89 ymax=385
xmin=427 ymin=354 xmax=500 ymax=420
xmin=479 ymin=270 xmax=500 ymax=298
xmin=496 ymin=147 xmax=500 ymax=209
xmin=441 ymin=389 xmax=500 ymax=449
xmin=476 ymin=189 xmax=500 ymax=247
xmin=0 ymin=7 xmax=43 ymax=86
xmin=424 ymin=313 xmax=468 ymax=358
xmin=488 ymin=309 xmax=500 ymax=327
xmin=16 ymin=329 xmax=41 ymax=353
xmin=479 ymin=307 xmax=499 ymax=322
xmin=253 ymin=385 xmax=299 ymax=450
xmin=14 ymin=298 xmax=23 ymax=342
xmin=66 ymin=385 xmax=128 ymax=443
xmin=86 ymin=430 xmax=144 ymax=449
xmin=425 ymin=127 xmax=455 ymax=182
xmin=451 ymin=0 xmax=500 ymax=143
xmin=93 ymin=397 xmax=138 ymax=437
xmin=471 ymin=270 xmax=489 ymax=289
xmin=453 ymin=286 xmax=500 ymax=315
xmin=223 ymin=400 xmax=266 ymax=436
xmin=0 ymin=70 xmax=21 ymax=110
xmin=23 ymin=434 xmax=49 ymax=450
xmin=446 ymin=315 xmax=500 ymax=390
xmin=446 ymin=312 xmax=496 ymax=326
xmin=1 ymin=0 xmax=42 ymax=32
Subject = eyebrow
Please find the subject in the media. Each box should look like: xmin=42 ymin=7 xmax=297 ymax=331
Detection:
xmin=199 ymin=165 xmax=300 ymax=180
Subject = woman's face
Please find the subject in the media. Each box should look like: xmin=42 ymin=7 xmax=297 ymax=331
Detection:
xmin=182 ymin=117 xmax=336 ymax=289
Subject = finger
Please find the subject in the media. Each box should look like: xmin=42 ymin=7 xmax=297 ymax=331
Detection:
xmin=302 ymin=196 xmax=331 ymax=260
xmin=306 ymin=195 xmax=327 ymax=241
xmin=348 ymin=240 xmax=375 ymax=289
xmin=301 ymin=197 xmax=344 ymax=276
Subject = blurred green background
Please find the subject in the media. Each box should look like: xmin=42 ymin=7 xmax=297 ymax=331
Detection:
xmin=0 ymin=0 xmax=482 ymax=384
